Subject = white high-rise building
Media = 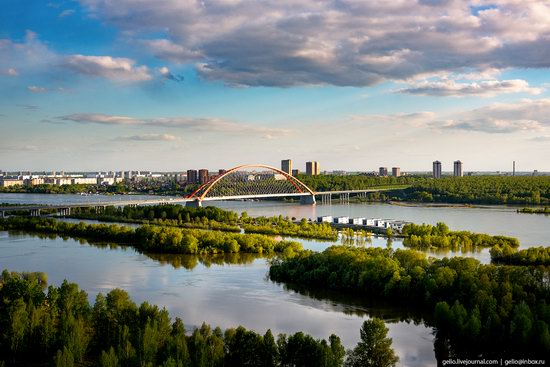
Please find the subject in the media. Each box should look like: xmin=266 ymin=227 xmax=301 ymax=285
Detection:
xmin=454 ymin=160 xmax=463 ymax=177
xmin=433 ymin=161 xmax=442 ymax=179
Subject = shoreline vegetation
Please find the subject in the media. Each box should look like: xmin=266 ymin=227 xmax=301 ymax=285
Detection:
xmin=401 ymin=222 xmax=519 ymax=251
xmin=269 ymin=246 xmax=550 ymax=357
xmin=517 ymin=207 xmax=550 ymax=215
xmin=2 ymin=175 xmax=550 ymax=206
xmin=68 ymin=205 xmax=339 ymax=241
xmin=0 ymin=270 xmax=399 ymax=367
xmin=0 ymin=217 xmax=304 ymax=257
xmin=490 ymin=245 xmax=550 ymax=266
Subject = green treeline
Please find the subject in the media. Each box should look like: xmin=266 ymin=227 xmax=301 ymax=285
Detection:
xmin=269 ymin=246 xmax=550 ymax=357
xmin=72 ymin=205 xmax=241 ymax=232
xmin=403 ymin=176 xmax=550 ymax=205
xmin=402 ymin=222 xmax=520 ymax=250
xmin=296 ymin=175 xmax=550 ymax=205
xmin=72 ymin=205 xmax=338 ymax=241
xmin=0 ymin=217 xmax=303 ymax=256
xmin=0 ymin=270 xmax=364 ymax=367
xmin=491 ymin=245 xmax=550 ymax=266
xmin=242 ymin=216 xmax=337 ymax=240
xmin=517 ymin=207 xmax=550 ymax=215
xmin=295 ymin=174 xmax=420 ymax=192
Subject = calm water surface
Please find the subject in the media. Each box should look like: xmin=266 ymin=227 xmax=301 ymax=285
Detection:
xmin=0 ymin=231 xmax=435 ymax=367
xmin=2 ymin=193 xmax=550 ymax=366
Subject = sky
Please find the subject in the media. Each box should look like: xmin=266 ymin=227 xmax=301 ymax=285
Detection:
xmin=1 ymin=0 xmax=550 ymax=172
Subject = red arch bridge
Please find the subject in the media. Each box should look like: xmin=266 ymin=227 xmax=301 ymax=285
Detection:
xmin=0 ymin=164 xmax=402 ymax=215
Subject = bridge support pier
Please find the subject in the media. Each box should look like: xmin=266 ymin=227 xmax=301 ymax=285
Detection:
xmin=185 ymin=199 xmax=203 ymax=208
xmin=0 ymin=211 xmax=5 ymax=218
xmin=58 ymin=208 xmax=71 ymax=216
xmin=300 ymin=195 xmax=316 ymax=205
xmin=30 ymin=209 xmax=41 ymax=217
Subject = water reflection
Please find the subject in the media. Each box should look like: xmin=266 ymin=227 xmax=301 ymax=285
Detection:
xmin=0 ymin=230 xmax=437 ymax=366
xmin=147 ymin=252 xmax=263 ymax=270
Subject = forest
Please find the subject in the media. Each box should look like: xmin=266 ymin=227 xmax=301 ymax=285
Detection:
xmin=269 ymin=246 xmax=550 ymax=357
xmin=401 ymin=176 xmax=550 ymax=205
xmin=490 ymin=245 xmax=550 ymax=266
xmin=297 ymin=175 xmax=550 ymax=205
xmin=295 ymin=174 xmax=421 ymax=191
xmin=401 ymin=222 xmax=520 ymax=251
xmin=517 ymin=207 xmax=550 ymax=215
xmin=71 ymin=205 xmax=338 ymax=240
xmin=0 ymin=270 xmax=400 ymax=367
xmin=0 ymin=217 xmax=303 ymax=256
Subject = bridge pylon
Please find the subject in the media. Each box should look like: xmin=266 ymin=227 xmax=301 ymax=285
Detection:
xmin=185 ymin=199 xmax=203 ymax=208
xmin=300 ymin=195 xmax=316 ymax=205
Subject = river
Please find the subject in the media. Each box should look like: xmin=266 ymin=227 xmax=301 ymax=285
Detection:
xmin=0 ymin=231 xmax=435 ymax=367
xmin=1 ymin=193 xmax=549 ymax=366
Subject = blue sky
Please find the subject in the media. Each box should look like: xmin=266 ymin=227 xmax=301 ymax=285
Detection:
xmin=1 ymin=0 xmax=550 ymax=172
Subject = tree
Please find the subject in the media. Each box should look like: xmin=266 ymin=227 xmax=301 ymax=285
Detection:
xmin=345 ymin=318 xmax=399 ymax=367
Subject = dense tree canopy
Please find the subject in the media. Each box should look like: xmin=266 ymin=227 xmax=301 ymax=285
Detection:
xmin=269 ymin=246 xmax=550 ymax=357
xmin=0 ymin=217 xmax=303 ymax=256
xmin=402 ymin=222 xmax=519 ymax=251
xmin=491 ymin=245 xmax=550 ymax=266
xmin=0 ymin=270 xmax=396 ymax=367
xmin=402 ymin=176 xmax=550 ymax=205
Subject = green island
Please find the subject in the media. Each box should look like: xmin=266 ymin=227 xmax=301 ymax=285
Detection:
xmin=0 ymin=217 xmax=303 ymax=256
xmin=269 ymin=246 xmax=550 ymax=357
xmin=70 ymin=205 xmax=338 ymax=240
xmin=490 ymin=245 xmax=550 ymax=266
xmin=517 ymin=207 xmax=550 ymax=215
xmin=401 ymin=222 xmax=520 ymax=251
xmin=0 ymin=270 xmax=399 ymax=367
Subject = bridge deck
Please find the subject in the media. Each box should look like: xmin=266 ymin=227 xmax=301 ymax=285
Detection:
xmin=0 ymin=187 xmax=399 ymax=212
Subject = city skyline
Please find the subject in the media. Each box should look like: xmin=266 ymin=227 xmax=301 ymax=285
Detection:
xmin=2 ymin=1 xmax=550 ymax=171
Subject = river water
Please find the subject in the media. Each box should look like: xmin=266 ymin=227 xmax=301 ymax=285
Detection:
xmin=1 ymin=193 xmax=549 ymax=366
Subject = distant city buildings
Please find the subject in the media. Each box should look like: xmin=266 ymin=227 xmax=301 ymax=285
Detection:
xmin=392 ymin=167 xmax=401 ymax=177
xmin=187 ymin=170 xmax=198 ymax=184
xmin=198 ymin=169 xmax=210 ymax=184
xmin=306 ymin=161 xmax=320 ymax=175
xmin=292 ymin=169 xmax=299 ymax=176
xmin=281 ymin=159 xmax=292 ymax=175
xmin=454 ymin=160 xmax=463 ymax=177
xmin=379 ymin=167 xmax=388 ymax=177
xmin=433 ymin=161 xmax=442 ymax=179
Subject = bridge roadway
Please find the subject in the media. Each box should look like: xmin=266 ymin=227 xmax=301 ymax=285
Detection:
xmin=0 ymin=188 xmax=396 ymax=214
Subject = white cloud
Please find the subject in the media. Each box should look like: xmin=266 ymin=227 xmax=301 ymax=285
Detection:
xmin=77 ymin=0 xmax=550 ymax=87
xmin=398 ymin=79 xmax=544 ymax=97
xmin=59 ymin=9 xmax=75 ymax=18
xmin=59 ymin=114 xmax=143 ymax=125
xmin=2 ymin=68 xmax=18 ymax=76
xmin=530 ymin=136 xmax=550 ymax=142
xmin=63 ymin=55 xmax=152 ymax=82
xmin=352 ymin=99 xmax=550 ymax=134
xmin=116 ymin=134 xmax=178 ymax=142
xmin=57 ymin=113 xmax=291 ymax=137
xmin=27 ymin=85 xmax=48 ymax=93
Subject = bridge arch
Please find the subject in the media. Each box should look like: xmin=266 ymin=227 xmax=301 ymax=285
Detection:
xmin=186 ymin=164 xmax=315 ymax=204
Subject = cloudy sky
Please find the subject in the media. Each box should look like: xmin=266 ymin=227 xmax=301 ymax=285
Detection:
xmin=1 ymin=0 xmax=550 ymax=172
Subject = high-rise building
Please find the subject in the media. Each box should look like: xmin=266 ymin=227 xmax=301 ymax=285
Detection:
xmin=292 ymin=169 xmax=299 ymax=176
xmin=392 ymin=167 xmax=401 ymax=177
xmin=218 ymin=169 xmax=227 ymax=176
xmin=379 ymin=167 xmax=388 ymax=176
xmin=186 ymin=169 xmax=198 ymax=184
xmin=453 ymin=160 xmax=463 ymax=177
xmin=281 ymin=159 xmax=292 ymax=175
xmin=306 ymin=161 xmax=320 ymax=175
xmin=433 ymin=161 xmax=442 ymax=179
xmin=198 ymin=169 xmax=209 ymax=184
